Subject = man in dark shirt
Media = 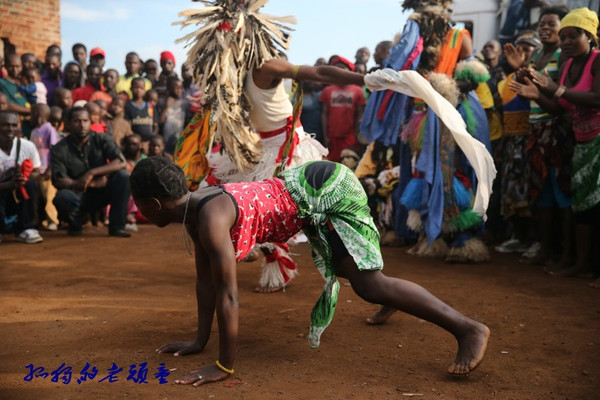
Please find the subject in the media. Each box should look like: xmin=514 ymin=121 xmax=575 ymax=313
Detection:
xmin=51 ymin=106 xmax=131 ymax=237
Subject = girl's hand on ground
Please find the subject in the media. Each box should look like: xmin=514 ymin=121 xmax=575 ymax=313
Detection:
xmin=156 ymin=340 xmax=204 ymax=356
xmin=174 ymin=364 xmax=230 ymax=387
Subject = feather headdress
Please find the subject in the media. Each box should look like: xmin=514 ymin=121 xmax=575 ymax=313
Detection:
xmin=174 ymin=0 xmax=297 ymax=171
xmin=404 ymin=0 xmax=453 ymax=75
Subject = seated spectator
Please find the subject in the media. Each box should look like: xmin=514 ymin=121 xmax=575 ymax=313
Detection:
xmin=108 ymin=96 xmax=132 ymax=147
xmin=50 ymin=106 xmax=131 ymax=237
xmin=0 ymin=54 xmax=30 ymax=115
xmin=0 ymin=110 xmax=43 ymax=243
xmin=30 ymin=103 xmax=59 ymax=231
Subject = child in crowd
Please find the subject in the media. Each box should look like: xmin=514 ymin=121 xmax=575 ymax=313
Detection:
xmin=130 ymin=157 xmax=490 ymax=386
xmin=85 ymin=101 xmax=108 ymax=133
xmin=48 ymin=106 xmax=65 ymax=139
xmin=23 ymin=67 xmax=47 ymax=105
xmin=122 ymin=134 xmax=147 ymax=231
xmin=0 ymin=93 xmax=8 ymax=110
xmin=94 ymin=99 xmax=111 ymax=135
xmin=125 ymin=78 xmax=156 ymax=154
xmin=148 ymin=134 xmax=172 ymax=159
xmin=108 ymin=96 xmax=133 ymax=148
xmin=144 ymin=89 xmax=159 ymax=109
xmin=158 ymin=77 xmax=188 ymax=153
xmin=30 ymin=103 xmax=60 ymax=230
xmin=52 ymin=88 xmax=73 ymax=111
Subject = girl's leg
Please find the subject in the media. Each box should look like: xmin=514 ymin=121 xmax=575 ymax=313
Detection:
xmin=335 ymin=255 xmax=489 ymax=375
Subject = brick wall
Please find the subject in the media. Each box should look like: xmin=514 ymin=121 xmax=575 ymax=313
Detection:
xmin=0 ymin=0 xmax=60 ymax=60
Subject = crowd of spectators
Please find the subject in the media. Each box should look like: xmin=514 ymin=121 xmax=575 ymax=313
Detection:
xmin=0 ymin=1 xmax=599 ymax=288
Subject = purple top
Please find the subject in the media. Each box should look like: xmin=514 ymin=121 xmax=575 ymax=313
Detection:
xmin=41 ymin=70 xmax=62 ymax=106
xmin=31 ymin=122 xmax=59 ymax=173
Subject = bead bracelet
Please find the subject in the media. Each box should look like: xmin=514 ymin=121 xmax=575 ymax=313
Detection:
xmin=216 ymin=360 xmax=234 ymax=374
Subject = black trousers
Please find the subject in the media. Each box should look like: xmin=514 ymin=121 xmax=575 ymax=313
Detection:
xmin=53 ymin=170 xmax=130 ymax=232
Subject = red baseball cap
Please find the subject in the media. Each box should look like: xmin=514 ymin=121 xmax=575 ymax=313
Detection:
xmin=330 ymin=56 xmax=355 ymax=72
xmin=90 ymin=47 xmax=105 ymax=58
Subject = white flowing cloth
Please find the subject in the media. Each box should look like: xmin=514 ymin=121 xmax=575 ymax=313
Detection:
xmin=364 ymin=69 xmax=497 ymax=217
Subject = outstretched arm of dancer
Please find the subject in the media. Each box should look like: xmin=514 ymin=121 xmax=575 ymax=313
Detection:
xmin=254 ymin=58 xmax=364 ymax=89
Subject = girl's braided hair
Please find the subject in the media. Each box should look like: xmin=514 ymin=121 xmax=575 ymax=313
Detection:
xmin=130 ymin=156 xmax=188 ymax=201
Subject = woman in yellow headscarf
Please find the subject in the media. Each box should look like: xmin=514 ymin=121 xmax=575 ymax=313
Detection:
xmin=510 ymin=7 xmax=600 ymax=286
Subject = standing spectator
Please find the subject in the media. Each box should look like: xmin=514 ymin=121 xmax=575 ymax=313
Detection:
xmin=85 ymin=101 xmax=108 ymax=134
xmin=52 ymin=88 xmax=73 ymax=112
xmin=72 ymin=63 xmax=103 ymax=103
xmin=157 ymin=51 xmax=178 ymax=94
xmin=71 ymin=43 xmax=87 ymax=82
xmin=125 ymin=77 xmax=156 ymax=153
xmin=0 ymin=110 xmax=43 ymax=243
xmin=23 ymin=67 xmax=47 ymax=105
xmin=51 ymin=106 xmax=131 ymax=237
xmin=45 ymin=44 xmax=62 ymax=61
xmin=89 ymin=47 xmax=106 ymax=72
xmin=41 ymin=54 xmax=62 ymax=106
xmin=510 ymin=7 xmax=600 ymax=283
xmin=319 ymin=56 xmax=366 ymax=162
xmin=62 ymin=62 xmax=83 ymax=92
xmin=494 ymin=33 xmax=542 ymax=254
xmin=181 ymin=63 xmax=200 ymax=100
xmin=300 ymin=80 xmax=324 ymax=145
xmin=49 ymin=106 xmax=64 ymax=138
xmin=115 ymin=52 xmax=151 ymax=100
xmin=158 ymin=77 xmax=188 ymax=153
xmin=30 ymin=103 xmax=59 ymax=231
xmin=143 ymin=59 xmax=159 ymax=88
xmin=21 ymin=53 xmax=38 ymax=71
xmin=368 ymin=41 xmax=392 ymax=73
xmin=0 ymin=93 xmax=8 ymax=110
xmin=0 ymin=54 xmax=30 ymax=115
xmin=90 ymin=68 xmax=118 ymax=106
xmin=355 ymin=46 xmax=371 ymax=65
xmin=108 ymin=96 xmax=133 ymax=148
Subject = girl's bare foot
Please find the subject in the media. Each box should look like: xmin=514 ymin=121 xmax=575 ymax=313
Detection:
xmin=365 ymin=306 xmax=397 ymax=325
xmin=447 ymin=323 xmax=490 ymax=375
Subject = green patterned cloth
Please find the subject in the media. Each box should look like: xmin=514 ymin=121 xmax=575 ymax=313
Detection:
xmin=281 ymin=161 xmax=382 ymax=348
xmin=572 ymin=135 xmax=600 ymax=213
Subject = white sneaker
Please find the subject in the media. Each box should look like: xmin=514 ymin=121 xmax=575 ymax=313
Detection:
xmin=125 ymin=223 xmax=138 ymax=232
xmin=46 ymin=222 xmax=58 ymax=231
xmin=522 ymin=242 xmax=541 ymax=259
xmin=17 ymin=229 xmax=43 ymax=244
xmin=494 ymin=238 xmax=528 ymax=253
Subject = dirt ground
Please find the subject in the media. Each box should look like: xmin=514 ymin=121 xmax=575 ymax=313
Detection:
xmin=1 ymin=224 xmax=599 ymax=400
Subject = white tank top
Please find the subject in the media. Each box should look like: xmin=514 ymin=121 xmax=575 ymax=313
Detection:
xmin=245 ymin=69 xmax=293 ymax=132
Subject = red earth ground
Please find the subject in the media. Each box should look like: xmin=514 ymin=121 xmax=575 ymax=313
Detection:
xmin=1 ymin=224 xmax=599 ymax=399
